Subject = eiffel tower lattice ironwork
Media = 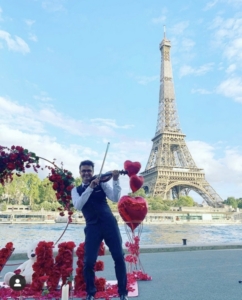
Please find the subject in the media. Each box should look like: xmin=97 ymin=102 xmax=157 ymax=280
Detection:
xmin=140 ymin=34 xmax=223 ymax=207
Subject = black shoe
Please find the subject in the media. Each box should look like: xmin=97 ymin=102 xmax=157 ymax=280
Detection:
xmin=120 ymin=295 xmax=128 ymax=300
xmin=85 ymin=295 xmax=95 ymax=300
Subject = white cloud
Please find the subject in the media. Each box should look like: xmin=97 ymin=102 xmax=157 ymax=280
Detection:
xmin=187 ymin=140 xmax=242 ymax=199
xmin=210 ymin=16 xmax=242 ymax=62
xmin=0 ymin=7 xmax=3 ymax=22
xmin=134 ymin=75 xmax=159 ymax=85
xmin=209 ymin=14 xmax=242 ymax=103
xmin=191 ymin=88 xmax=212 ymax=94
xmin=216 ymin=76 xmax=242 ymax=102
xmin=0 ymin=125 xmax=87 ymax=179
xmin=1 ymin=98 xmax=242 ymax=199
xmin=90 ymin=118 xmax=133 ymax=129
xmin=170 ymin=21 xmax=189 ymax=36
xmin=226 ymin=64 xmax=237 ymax=73
xmin=0 ymin=97 xmax=31 ymax=115
xmin=34 ymin=92 xmax=53 ymax=102
xmin=181 ymin=38 xmax=195 ymax=52
xmin=25 ymin=19 xmax=35 ymax=27
xmin=224 ymin=37 xmax=242 ymax=61
xmin=29 ymin=33 xmax=38 ymax=42
xmin=151 ymin=7 xmax=168 ymax=24
xmin=203 ymin=0 xmax=219 ymax=10
xmin=152 ymin=15 xmax=166 ymax=24
xmin=179 ymin=63 xmax=214 ymax=77
xmin=0 ymin=97 xmax=45 ymax=133
xmin=0 ymin=96 xmax=132 ymax=138
xmin=0 ymin=30 xmax=30 ymax=54
xmin=42 ymin=0 xmax=66 ymax=12
xmin=226 ymin=0 xmax=242 ymax=7
xmin=0 ymin=125 xmax=150 ymax=196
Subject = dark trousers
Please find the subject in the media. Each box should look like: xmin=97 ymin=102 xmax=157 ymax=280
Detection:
xmin=83 ymin=217 xmax=127 ymax=296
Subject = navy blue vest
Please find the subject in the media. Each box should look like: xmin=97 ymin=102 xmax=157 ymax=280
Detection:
xmin=76 ymin=184 xmax=115 ymax=224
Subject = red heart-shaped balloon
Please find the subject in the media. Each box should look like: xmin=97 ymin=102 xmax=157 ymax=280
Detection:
xmin=118 ymin=196 xmax=148 ymax=231
xmin=124 ymin=160 xmax=141 ymax=177
xmin=130 ymin=175 xmax=144 ymax=193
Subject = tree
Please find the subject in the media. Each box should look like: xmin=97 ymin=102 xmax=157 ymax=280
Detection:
xmin=39 ymin=178 xmax=56 ymax=204
xmin=223 ymin=197 xmax=238 ymax=209
xmin=175 ymin=196 xmax=194 ymax=207
xmin=128 ymin=188 xmax=146 ymax=198
xmin=40 ymin=201 xmax=52 ymax=211
xmin=1 ymin=174 xmax=26 ymax=205
xmin=74 ymin=177 xmax=82 ymax=187
xmin=0 ymin=202 xmax=7 ymax=211
xmin=22 ymin=174 xmax=41 ymax=207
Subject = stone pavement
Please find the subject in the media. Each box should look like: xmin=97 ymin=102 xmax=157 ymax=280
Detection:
xmin=1 ymin=246 xmax=242 ymax=300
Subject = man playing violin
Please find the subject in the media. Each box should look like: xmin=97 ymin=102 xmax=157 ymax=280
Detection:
xmin=71 ymin=160 xmax=128 ymax=300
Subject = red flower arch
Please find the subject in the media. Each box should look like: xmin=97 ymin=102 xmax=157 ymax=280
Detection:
xmin=0 ymin=145 xmax=75 ymax=222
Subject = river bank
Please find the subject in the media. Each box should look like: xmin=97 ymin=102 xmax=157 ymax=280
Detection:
xmin=1 ymin=208 xmax=241 ymax=225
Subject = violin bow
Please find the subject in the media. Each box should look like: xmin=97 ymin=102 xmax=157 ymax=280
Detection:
xmin=97 ymin=142 xmax=110 ymax=180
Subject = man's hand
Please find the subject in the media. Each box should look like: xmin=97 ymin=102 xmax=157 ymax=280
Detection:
xmin=112 ymin=170 xmax=119 ymax=181
xmin=89 ymin=177 xmax=100 ymax=189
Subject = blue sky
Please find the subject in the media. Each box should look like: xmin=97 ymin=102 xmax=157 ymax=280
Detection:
xmin=0 ymin=0 xmax=242 ymax=201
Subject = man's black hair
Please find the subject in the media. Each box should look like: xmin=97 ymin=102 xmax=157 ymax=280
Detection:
xmin=79 ymin=160 xmax=94 ymax=169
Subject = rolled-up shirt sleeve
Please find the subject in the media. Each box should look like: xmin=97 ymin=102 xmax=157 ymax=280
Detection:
xmin=101 ymin=179 xmax=121 ymax=202
xmin=71 ymin=186 xmax=94 ymax=211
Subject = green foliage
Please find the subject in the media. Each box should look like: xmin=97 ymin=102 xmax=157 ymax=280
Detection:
xmin=39 ymin=178 xmax=56 ymax=204
xmin=31 ymin=203 xmax=41 ymax=211
xmin=107 ymin=199 xmax=118 ymax=211
xmin=40 ymin=201 xmax=52 ymax=211
xmin=128 ymin=188 xmax=146 ymax=198
xmin=223 ymin=197 xmax=238 ymax=208
xmin=74 ymin=177 xmax=82 ymax=187
xmin=0 ymin=172 xmax=72 ymax=210
xmin=0 ymin=202 xmax=7 ymax=211
xmin=237 ymin=200 xmax=242 ymax=209
xmin=174 ymin=196 xmax=195 ymax=207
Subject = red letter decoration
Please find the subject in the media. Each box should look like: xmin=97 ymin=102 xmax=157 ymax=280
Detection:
xmin=31 ymin=241 xmax=55 ymax=291
xmin=31 ymin=241 xmax=75 ymax=293
xmin=74 ymin=242 xmax=107 ymax=298
xmin=0 ymin=242 xmax=14 ymax=273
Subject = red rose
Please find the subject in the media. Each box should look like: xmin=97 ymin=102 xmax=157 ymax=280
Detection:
xmin=16 ymin=146 xmax=24 ymax=152
xmin=5 ymin=242 xmax=13 ymax=249
xmin=9 ymin=153 xmax=18 ymax=161
xmin=66 ymin=185 xmax=74 ymax=191
xmin=53 ymin=183 xmax=58 ymax=190
xmin=7 ymin=162 xmax=15 ymax=170
xmin=94 ymin=261 xmax=104 ymax=271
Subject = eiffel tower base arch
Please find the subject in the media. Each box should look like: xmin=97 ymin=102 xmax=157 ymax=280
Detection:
xmin=142 ymin=170 xmax=223 ymax=208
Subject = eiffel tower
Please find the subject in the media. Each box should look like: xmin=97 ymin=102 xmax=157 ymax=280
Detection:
xmin=140 ymin=33 xmax=223 ymax=207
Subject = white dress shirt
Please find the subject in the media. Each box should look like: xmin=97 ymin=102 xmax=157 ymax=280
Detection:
xmin=71 ymin=180 xmax=121 ymax=211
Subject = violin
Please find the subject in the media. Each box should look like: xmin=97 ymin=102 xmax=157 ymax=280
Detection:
xmin=91 ymin=170 xmax=128 ymax=183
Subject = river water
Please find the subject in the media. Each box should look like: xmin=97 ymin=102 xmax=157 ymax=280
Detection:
xmin=1 ymin=223 xmax=242 ymax=252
